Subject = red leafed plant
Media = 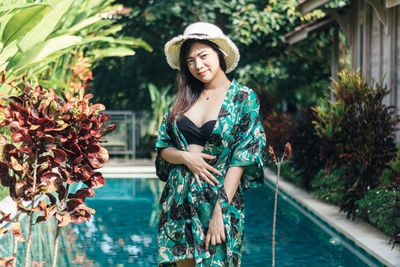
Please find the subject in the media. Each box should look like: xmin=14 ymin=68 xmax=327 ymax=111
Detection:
xmin=268 ymin=142 xmax=292 ymax=267
xmin=0 ymin=72 xmax=116 ymax=267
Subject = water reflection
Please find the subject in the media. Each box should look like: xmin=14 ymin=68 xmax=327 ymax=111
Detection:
xmin=69 ymin=178 xmax=161 ymax=266
xmin=0 ymin=178 xmax=383 ymax=266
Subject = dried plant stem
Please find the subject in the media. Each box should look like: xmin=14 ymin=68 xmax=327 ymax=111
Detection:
xmin=51 ymin=225 xmax=60 ymax=267
xmin=52 ymin=184 xmax=68 ymax=267
xmin=24 ymin=153 xmax=38 ymax=267
xmin=12 ymin=211 xmax=21 ymax=267
xmin=272 ymin=163 xmax=281 ymax=267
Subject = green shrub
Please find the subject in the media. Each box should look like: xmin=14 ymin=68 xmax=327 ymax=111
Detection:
xmin=312 ymin=70 xmax=399 ymax=218
xmin=356 ymin=186 xmax=400 ymax=247
xmin=289 ymin=108 xmax=325 ymax=191
xmin=356 ymin=149 xmax=400 ymax=247
xmin=262 ymin=111 xmax=295 ymax=156
xmin=311 ymin=168 xmax=346 ymax=205
xmin=266 ymin=159 xmax=303 ymax=188
xmin=379 ymin=146 xmax=400 ymax=185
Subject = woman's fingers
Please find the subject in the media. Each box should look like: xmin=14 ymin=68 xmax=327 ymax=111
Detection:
xmin=194 ymin=174 xmax=202 ymax=186
xmin=221 ymin=231 xmax=226 ymax=242
xmin=205 ymin=233 xmax=224 ymax=251
xmin=202 ymin=169 xmax=219 ymax=185
xmin=200 ymin=153 xmax=222 ymax=176
xmin=199 ymin=172 xmax=215 ymax=186
xmin=209 ymin=166 xmax=222 ymax=176
xmin=205 ymin=233 xmax=211 ymax=250
xmin=215 ymin=234 xmax=222 ymax=245
xmin=211 ymin=235 xmax=216 ymax=246
xmin=201 ymin=153 xmax=216 ymax=160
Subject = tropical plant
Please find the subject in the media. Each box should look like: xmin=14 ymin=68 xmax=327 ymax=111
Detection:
xmin=355 ymin=148 xmax=400 ymax=248
xmin=92 ymin=0 xmax=334 ymax=113
xmin=262 ymin=111 xmax=294 ymax=155
xmin=312 ymin=70 xmax=400 ymax=218
xmin=148 ymin=83 xmax=175 ymax=136
xmin=355 ymin=184 xmax=400 ymax=247
xmin=0 ymin=0 xmax=152 ymax=95
xmin=289 ymin=108 xmax=325 ymax=190
xmin=311 ymin=168 xmax=346 ymax=205
xmin=0 ymin=73 xmax=115 ymax=267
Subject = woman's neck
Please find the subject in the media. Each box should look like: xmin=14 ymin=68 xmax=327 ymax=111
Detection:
xmin=203 ymin=69 xmax=230 ymax=91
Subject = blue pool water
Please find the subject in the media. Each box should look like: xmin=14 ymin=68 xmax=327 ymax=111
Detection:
xmin=0 ymin=178 xmax=384 ymax=266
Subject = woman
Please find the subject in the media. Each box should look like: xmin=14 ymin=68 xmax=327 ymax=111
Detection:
xmin=155 ymin=22 xmax=267 ymax=267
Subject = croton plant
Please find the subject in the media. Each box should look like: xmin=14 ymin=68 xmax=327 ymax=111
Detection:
xmin=0 ymin=72 xmax=115 ymax=266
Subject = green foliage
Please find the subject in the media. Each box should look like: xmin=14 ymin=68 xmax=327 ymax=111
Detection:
xmin=311 ymin=168 xmax=346 ymax=205
xmin=312 ymin=70 xmax=400 ymax=217
xmin=355 ymin=186 xmax=400 ymax=245
xmin=267 ymin=159 xmax=303 ymax=188
xmin=93 ymin=0 xmax=332 ymax=114
xmin=380 ymin=147 xmax=400 ymax=185
xmin=355 ymin=150 xmax=400 ymax=247
xmin=262 ymin=111 xmax=294 ymax=155
xmin=0 ymin=0 xmax=151 ymax=94
xmin=289 ymin=108 xmax=325 ymax=191
xmin=148 ymin=83 xmax=175 ymax=135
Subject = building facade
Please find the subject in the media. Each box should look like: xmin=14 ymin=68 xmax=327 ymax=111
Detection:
xmin=287 ymin=0 xmax=400 ymax=108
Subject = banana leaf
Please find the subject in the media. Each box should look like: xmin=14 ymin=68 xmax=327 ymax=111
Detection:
xmin=18 ymin=0 xmax=73 ymax=52
xmin=87 ymin=47 xmax=135 ymax=59
xmin=11 ymin=35 xmax=82 ymax=73
xmin=2 ymin=4 xmax=52 ymax=47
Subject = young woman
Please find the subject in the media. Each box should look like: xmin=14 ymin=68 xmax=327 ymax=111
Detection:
xmin=155 ymin=22 xmax=267 ymax=267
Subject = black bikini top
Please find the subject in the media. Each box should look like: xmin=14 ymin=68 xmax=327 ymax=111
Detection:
xmin=177 ymin=115 xmax=216 ymax=146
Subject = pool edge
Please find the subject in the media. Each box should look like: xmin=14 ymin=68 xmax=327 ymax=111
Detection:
xmin=264 ymin=168 xmax=400 ymax=267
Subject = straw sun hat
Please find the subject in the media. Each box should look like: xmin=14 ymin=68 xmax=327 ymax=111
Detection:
xmin=164 ymin=22 xmax=240 ymax=73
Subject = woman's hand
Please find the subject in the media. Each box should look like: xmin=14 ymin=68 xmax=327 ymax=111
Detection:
xmin=182 ymin=151 xmax=221 ymax=186
xmin=205 ymin=201 xmax=226 ymax=250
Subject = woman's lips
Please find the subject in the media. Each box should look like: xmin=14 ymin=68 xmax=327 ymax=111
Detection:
xmin=199 ymin=70 xmax=208 ymax=77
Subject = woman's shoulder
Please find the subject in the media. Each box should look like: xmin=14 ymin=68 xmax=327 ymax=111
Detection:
xmin=232 ymin=79 xmax=258 ymax=103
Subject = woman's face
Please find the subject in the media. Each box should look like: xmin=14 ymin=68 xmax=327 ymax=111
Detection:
xmin=185 ymin=42 xmax=223 ymax=84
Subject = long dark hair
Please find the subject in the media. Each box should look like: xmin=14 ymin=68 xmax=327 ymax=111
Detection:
xmin=168 ymin=39 xmax=227 ymax=122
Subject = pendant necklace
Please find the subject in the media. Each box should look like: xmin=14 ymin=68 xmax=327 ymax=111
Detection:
xmin=203 ymin=83 xmax=229 ymax=100
xmin=202 ymin=88 xmax=217 ymax=100
xmin=203 ymin=91 xmax=210 ymax=100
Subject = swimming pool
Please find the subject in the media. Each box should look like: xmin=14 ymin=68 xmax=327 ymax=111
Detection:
xmin=0 ymin=178 xmax=384 ymax=266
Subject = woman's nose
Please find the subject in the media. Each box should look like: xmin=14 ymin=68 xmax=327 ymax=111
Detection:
xmin=195 ymin=58 xmax=204 ymax=69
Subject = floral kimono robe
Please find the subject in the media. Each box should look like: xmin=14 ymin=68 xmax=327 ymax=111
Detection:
xmin=155 ymin=79 xmax=268 ymax=266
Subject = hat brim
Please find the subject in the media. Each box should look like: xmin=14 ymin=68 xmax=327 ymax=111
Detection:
xmin=164 ymin=34 xmax=240 ymax=73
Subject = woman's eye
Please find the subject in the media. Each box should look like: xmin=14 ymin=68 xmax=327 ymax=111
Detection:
xmin=200 ymin=54 xmax=207 ymax=59
xmin=187 ymin=59 xmax=194 ymax=65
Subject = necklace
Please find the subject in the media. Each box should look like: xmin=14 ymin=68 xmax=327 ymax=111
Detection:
xmin=202 ymin=87 xmax=223 ymax=100
xmin=203 ymin=91 xmax=212 ymax=100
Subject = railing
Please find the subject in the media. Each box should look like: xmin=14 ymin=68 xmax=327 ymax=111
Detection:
xmin=101 ymin=111 xmax=135 ymax=158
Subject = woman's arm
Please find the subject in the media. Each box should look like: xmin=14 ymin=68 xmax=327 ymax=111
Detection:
xmin=159 ymin=147 xmax=188 ymax=165
xmin=159 ymin=147 xmax=221 ymax=186
xmin=222 ymin=166 xmax=244 ymax=202
xmin=205 ymin=166 xmax=244 ymax=250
